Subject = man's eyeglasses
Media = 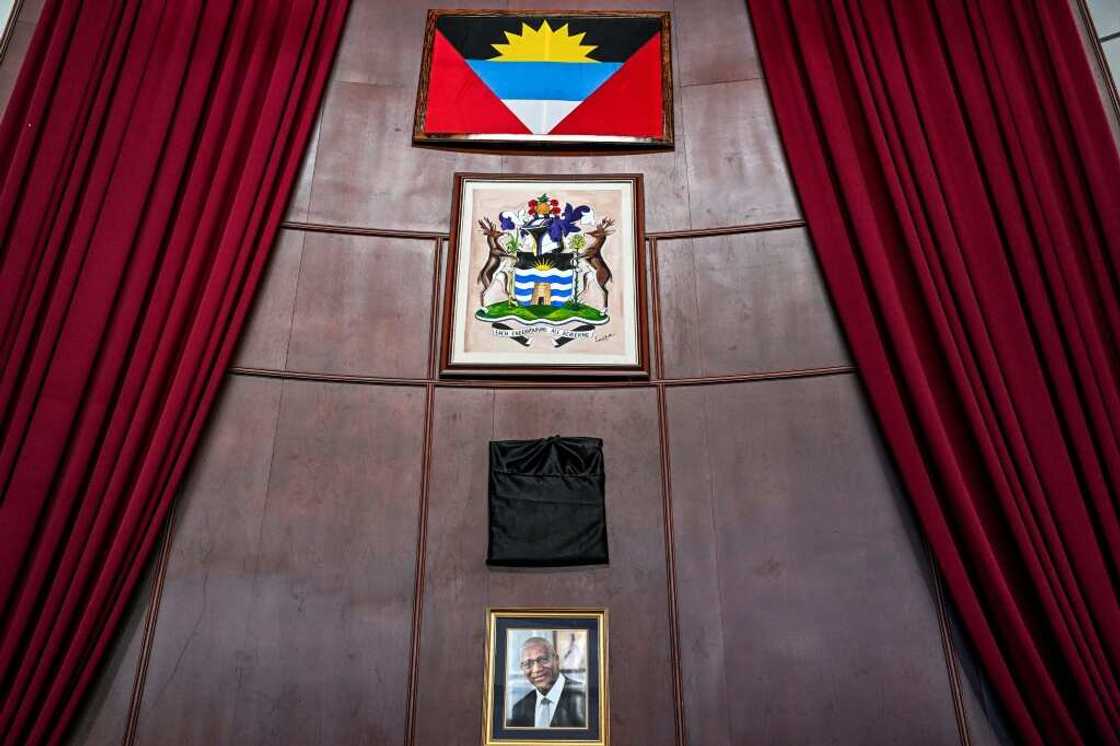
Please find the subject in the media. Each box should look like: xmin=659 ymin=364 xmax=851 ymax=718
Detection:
xmin=519 ymin=655 xmax=554 ymax=671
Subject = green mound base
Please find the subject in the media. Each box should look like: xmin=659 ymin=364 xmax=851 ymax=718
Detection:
xmin=475 ymin=301 xmax=608 ymax=325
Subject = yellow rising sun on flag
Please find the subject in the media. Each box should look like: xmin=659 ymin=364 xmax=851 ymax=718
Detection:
xmin=489 ymin=21 xmax=598 ymax=62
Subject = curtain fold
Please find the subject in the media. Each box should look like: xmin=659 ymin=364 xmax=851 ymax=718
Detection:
xmin=0 ymin=1 xmax=349 ymax=743
xmin=747 ymin=0 xmax=1120 ymax=743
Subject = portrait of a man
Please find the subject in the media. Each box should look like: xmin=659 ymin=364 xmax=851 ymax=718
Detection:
xmin=508 ymin=636 xmax=587 ymax=728
xmin=483 ymin=609 xmax=607 ymax=745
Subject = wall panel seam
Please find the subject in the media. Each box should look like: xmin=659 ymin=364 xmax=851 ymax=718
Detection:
xmin=427 ymin=238 xmax=443 ymax=379
xmin=656 ymin=384 xmax=687 ymax=746
xmin=650 ymin=232 xmax=687 ymax=744
xmin=649 ymin=238 xmax=667 ymax=378
xmin=226 ymin=365 xmax=856 ymax=389
xmin=1075 ymin=0 xmax=1120 ymax=147
xmin=280 ymin=232 xmax=307 ymax=371
xmin=279 ymin=218 xmax=808 ymax=242
xmin=403 ymin=385 xmax=437 ymax=745
xmin=0 ymin=0 xmax=26 ymax=64
xmin=928 ymin=543 xmax=974 ymax=746
xmin=120 ymin=500 xmax=178 ymax=746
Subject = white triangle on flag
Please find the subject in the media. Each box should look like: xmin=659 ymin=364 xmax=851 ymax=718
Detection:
xmin=499 ymin=100 xmax=582 ymax=135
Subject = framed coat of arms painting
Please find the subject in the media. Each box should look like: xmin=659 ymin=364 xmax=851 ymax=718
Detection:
xmin=440 ymin=174 xmax=648 ymax=378
xmin=414 ymin=10 xmax=673 ymax=147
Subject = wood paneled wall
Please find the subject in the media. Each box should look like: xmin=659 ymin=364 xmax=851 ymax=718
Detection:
xmin=0 ymin=1 xmax=1010 ymax=744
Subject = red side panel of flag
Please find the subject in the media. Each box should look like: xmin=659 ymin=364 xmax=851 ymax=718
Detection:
xmin=424 ymin=31 xmax=530 ymax=135
xmin=550 ymin=33 xmax=663 ymax=137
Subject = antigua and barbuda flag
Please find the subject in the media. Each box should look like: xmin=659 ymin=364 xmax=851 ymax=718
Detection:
xmin=417 ymin=12 xmax=671 ymax=145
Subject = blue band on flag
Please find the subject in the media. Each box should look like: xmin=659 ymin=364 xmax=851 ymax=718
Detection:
xmin=466 ymin=61 xmax=621 ymax=101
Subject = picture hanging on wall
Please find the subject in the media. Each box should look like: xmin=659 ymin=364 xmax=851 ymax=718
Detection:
xmin=483 ymin=608 xmax=609 ymax=746
xmin=440 ymin=173 xmax=649 ymax=378
xmin=414 ymin=10 xmax=673 ymax=147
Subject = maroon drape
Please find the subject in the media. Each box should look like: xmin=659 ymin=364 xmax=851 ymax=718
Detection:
xmin=747 ymin=0 xmax=1120 ymax=743
xmin=0 ymin=1 xmax=348 ymax=743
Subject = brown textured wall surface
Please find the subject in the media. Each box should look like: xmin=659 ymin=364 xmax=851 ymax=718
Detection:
xmin=0 ymin=0 xmax=39 ymax=112
xmin=0 ymin=1 xmax=1008 ymax=744
xmin=668 ymin=378 xmax=960 ymax=745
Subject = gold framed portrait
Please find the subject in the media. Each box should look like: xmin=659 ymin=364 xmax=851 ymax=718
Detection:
xmin=483 ymin=608 xmax=609 ymax=746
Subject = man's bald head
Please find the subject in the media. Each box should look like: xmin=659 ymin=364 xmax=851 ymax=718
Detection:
xmin=519 ymin=637 xmax=560 ymax=693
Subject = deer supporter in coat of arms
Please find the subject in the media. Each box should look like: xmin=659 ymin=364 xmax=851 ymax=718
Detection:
xmin=475 ymin=192 xmax=614 ymax=348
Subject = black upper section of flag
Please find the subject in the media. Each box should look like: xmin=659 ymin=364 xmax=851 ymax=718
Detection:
xmin=434 ymin=15 xmax=662 ymax=62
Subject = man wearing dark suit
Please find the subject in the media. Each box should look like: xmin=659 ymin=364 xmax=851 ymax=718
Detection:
xmin=508 ymin=637 xmax=587 ymax=728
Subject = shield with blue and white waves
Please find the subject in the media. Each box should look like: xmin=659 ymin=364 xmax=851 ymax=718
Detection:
xmin=513 ymin=267 xmax=575 ymax=307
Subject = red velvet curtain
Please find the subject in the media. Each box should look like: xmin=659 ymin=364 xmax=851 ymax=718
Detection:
xmin=0 ymin=1 xmax=348 ymax=743
xmin=747 ymin=0 xmax=1120 ymax=743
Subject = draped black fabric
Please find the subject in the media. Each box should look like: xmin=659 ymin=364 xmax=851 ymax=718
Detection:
xmin=487 ymin=436 xmax=608 ymax=567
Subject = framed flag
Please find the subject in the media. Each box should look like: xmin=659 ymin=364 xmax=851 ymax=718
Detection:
xmin=414 ymin=10 xmax=673 ymax=147
xmin=440 ymin=173 xmax=649 ymax=378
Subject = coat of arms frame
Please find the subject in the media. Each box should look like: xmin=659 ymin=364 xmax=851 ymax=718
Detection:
xmin=440 ymin=173 xmax=650 ymax=379
xmin=413 ymin=9 xmax=674 ymax=149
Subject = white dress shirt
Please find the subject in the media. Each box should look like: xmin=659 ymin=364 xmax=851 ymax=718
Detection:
xmin=534 ymin=672 xmax=568 ymax=727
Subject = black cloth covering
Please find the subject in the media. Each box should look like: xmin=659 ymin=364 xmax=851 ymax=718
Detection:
xmin=487 ymin=436 xmax=608 ymax=567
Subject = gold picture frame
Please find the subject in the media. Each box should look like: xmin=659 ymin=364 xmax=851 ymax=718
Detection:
xmin=483 ymin=608 xmax=609 ymax=746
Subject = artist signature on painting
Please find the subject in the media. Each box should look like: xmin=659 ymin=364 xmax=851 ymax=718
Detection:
xmin=594 ymin=333 xmax=615 ymax=343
